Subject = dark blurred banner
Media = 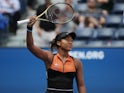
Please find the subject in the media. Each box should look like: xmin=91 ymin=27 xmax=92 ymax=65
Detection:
xmin=0 ymin=48 xmax=124 ymax=93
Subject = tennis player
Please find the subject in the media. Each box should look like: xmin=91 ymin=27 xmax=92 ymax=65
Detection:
xmin=26 ymin=16 xmax=86 ymax=93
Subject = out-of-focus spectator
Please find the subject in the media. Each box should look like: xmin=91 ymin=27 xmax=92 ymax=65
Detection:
xmin=27 ymin=0 xmax=38 ymax=10
xmin=97 ymin=0 xmax=115 ymax=13
xmin=0 ymin=13 xmax=8 ymax=31
xmin=78 ymin=0 xmax=87 ymax=3
xmin=0 ymin=0 xmax=21 ymax=35
xmin=74 ymin=0 xmax=108 ymax=29
xmin=19 ymin=0 xmax=27 ymax=16
xmin=115 ymin=0 xmax=124 ymax=3
xmin=0 ymin=13 xmax=9 ymax=45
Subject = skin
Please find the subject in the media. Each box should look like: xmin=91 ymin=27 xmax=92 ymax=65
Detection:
xmin=27 ymin=16 xmax=86 ymax=93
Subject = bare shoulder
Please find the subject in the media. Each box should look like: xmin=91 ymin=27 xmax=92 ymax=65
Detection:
xmin=40 ymin=50 xmax=55 ymax=68
xmin=44 ymin=50 xmax=54 ymax=62
xmin=73 ymin=58 xmax=82 ymax=69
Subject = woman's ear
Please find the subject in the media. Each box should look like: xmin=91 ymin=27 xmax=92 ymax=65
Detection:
xmin=57 ymin=41 xmax=61 ymax=46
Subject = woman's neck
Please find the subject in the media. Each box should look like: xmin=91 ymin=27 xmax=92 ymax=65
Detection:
xmin=58 ymin=49 xmax=69 ymax=59
xmin=57 ymin=49 xmax=69 ymax=63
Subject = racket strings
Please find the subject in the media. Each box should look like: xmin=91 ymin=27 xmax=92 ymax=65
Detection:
xmin=47 ymin=5 xmax=59 ymax=23
xmin=46 ymin=3 xmax=74 ymax=23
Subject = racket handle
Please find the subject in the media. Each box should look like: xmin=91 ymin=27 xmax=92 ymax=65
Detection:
xmin=17 ymin=19 xmax=30 ymax=25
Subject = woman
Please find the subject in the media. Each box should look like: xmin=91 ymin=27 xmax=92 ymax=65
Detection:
xmin=26 ymin=16 xmax=86 ymax=93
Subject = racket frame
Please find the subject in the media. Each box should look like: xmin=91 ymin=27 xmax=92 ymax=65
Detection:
xmin=17 ymin=2 xmax=74 ymax=25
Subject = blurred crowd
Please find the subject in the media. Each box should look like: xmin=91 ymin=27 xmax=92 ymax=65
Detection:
xmin=0 ymin=0 xmax=124 ymax=47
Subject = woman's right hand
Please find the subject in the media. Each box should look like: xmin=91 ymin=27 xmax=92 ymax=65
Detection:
xmin=27 ymin=16 xmax=37 ymax=28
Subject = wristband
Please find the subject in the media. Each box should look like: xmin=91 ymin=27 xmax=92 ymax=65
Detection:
xmin=27 ymin=26 xmax=32 ymax=32
xmin=27 ymin=29 xmax=32 ymax=32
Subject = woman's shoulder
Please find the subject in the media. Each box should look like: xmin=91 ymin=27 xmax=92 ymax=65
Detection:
xmin=72 ymin=57 xmax=82 ymax=70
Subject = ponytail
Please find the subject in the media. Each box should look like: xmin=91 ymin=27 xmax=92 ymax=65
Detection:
xmin=50 ymin=39 xmax=58 ymax=51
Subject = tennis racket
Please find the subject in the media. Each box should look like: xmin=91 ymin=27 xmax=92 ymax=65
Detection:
xmin=17 ymin=3 xmax=74 ymax=25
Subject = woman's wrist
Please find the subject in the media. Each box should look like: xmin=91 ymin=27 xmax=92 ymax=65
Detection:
xmin=27 ymin=26 xmax=32 ymax=32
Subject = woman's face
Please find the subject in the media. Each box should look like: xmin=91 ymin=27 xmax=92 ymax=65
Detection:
xmin=58 ymin=35 xmax=73 ymax=51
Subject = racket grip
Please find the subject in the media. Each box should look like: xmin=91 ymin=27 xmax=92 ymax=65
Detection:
xmin=17 ymin=19 xmax=30 ymax=25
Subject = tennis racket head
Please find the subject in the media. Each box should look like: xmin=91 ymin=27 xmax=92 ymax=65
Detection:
xmin=45 ymin=3 xmax=74 ymax=24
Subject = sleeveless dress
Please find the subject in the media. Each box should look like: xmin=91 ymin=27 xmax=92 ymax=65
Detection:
xmin=46 ymin=53 xmax=76 ymax=93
